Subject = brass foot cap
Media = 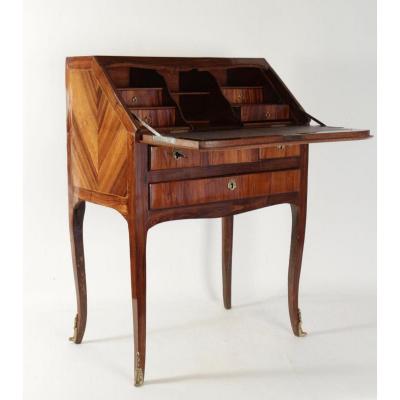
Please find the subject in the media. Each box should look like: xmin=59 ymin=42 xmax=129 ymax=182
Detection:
xmin=298 ymin=326 xmax=308 ymax=337
xmin=297 ymin=308 xmax=307 ymax=337
xmin=135 ymin=368 xmax=144 ymax=387
xmin=69 ymin=314 xmax=79 ymax=342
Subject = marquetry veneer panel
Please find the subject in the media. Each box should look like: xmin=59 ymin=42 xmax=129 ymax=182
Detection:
xmin=68 ymin=68 xmax=128 ymax=197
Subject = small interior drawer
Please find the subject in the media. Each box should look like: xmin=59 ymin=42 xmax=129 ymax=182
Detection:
xmin=259 ymin=144 xmax=301 ymax=159
xmin=150 ymin=147 xmax=201 ymax=170
xmin=221 ymin=87 xmax=263 ymax=104
xmin=130 ymin=107 xmax=175 ymax=127
xmin=118 ymin=88 xmax=163 ymax=106
xmin=149 ymin=169 xmax=300 ymax=209
xmin=240 ymin=104 xmax=290 ymax=122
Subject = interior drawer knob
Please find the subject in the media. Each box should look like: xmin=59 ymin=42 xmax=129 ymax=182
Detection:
xmin=227 ymin=179 xmax=237 ymax=191
xmin=265 ymin=111 xmax=271 ymax=118
xmin=132 ymin=96 xmax=138 ymax=104
xmin=277 ymin=145 xmax=286 ymax=150
xmin=143 ymin=115 xmax=152 ymax=125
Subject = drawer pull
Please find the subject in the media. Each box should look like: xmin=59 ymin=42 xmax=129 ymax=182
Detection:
xmin=172 ymin=150 xmax=185 ymax=160
xmin=132 ymin=96 xmax=138 ymax=104
xmin=265 ymin=111 xmax=271 ymax=118
xmin=143 ymin=115 xmax=152 ymax=125
xmin=227 ymin=179 xmax=237 ymax=191
xmin=277 ymin=145 xmax=285 ymax=150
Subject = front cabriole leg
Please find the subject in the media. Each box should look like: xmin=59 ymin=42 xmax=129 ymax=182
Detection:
xmin=69 ymin=198 xmax=87 ymax=343
xmin=288 ymin=144 xmax=308 ymax=337
xmin=288 ymin=203 xmax=307 ymax=337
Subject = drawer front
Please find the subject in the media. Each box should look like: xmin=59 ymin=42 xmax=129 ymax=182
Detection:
xmin=240 ymin=104 xmax=290 ymax=122
xmin=259 ymin=144 xmax=301 ymax=159
xmin=222 ymin=87 xmax=263 ymax=104
xmin=150 ymin=147 xmax=201 ymax=170
xmin=150 ymin=147 xmax=259 ymax=170
xmin=130 ymin=107 xmax=175 ymax=127
xmin=149 ymin=170 xmax=300 ymax=209
xmin=207 ymin=149 xmax=259 ymax=166
xmin=119 ymin=88 xmax=163 ymax=106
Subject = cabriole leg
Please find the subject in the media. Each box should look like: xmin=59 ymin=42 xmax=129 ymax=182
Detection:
xmin=69 ymin=199 xmax=87 ymax=344
xmin=222 ymin=215 xmax=233 ymax=309
xmin=288 ymin=203 xmax=307 ymax=337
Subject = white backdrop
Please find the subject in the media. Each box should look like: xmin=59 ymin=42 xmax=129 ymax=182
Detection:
xmin=23 ymin=1 xmax=376 ymax=399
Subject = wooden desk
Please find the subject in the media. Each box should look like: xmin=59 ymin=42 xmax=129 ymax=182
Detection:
xmin=66 ymin=56 xmax=370 ymax=386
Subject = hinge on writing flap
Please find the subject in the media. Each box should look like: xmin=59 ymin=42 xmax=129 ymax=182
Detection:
xmin=138 ymin=117 xmax=164 ymax=137
xmin=136 ymin=116 xmax=178 ymax=146
xmin=303 ymin=112 xmax=326 ymax=127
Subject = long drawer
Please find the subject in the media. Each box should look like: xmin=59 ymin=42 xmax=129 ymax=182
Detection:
xmin=149 ymin=169 xmax=300 ymax=209
xmin=149 ymin=145 xmax=300 ymax=171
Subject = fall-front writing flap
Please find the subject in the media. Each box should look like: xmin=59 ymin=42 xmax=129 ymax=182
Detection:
xmin=139 ymin=125 xmax=371 ymax=150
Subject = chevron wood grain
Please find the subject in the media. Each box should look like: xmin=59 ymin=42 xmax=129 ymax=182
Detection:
xmin=67 ymin=67 xmax=129 ymax=198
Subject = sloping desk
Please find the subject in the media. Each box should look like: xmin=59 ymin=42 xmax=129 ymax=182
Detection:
xmin=66 ymin=56 xmax=370 ymax=386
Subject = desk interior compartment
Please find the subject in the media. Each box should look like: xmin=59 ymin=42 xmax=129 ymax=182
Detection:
xmin=177 ymin=69 xmax=239 ymax=127
xmin=221 ymin=67 xmax=292 ymax=124
xmin=108 ymin=66 xmax=189 ymax=129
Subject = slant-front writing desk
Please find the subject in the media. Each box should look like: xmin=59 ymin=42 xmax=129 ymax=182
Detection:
xmin=66 ymin=56 xmax=370 ymax=386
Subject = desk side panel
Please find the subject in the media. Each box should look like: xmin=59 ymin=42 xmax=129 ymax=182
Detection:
xmin=66 ymin=62 xmax=130 ymax=207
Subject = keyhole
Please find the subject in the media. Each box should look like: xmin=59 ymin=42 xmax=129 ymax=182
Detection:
xmin=172 ymin=150 xmax=185 ymax=160
xmin=227 ymin=180 xmax=237 ymax=191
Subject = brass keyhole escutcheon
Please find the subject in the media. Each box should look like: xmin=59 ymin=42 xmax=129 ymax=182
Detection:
xmin=227 ymin=179 xmax=237 ymax=191
xmin=265 ymin=111 xmax=271 ymax=118
xmin=132 ymin=96 xmax=138 ymax=104
xmin=172 ymin=150 xmax=185 ymax=160
xmin=237 ymin=94 xmax=242 ymax=102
